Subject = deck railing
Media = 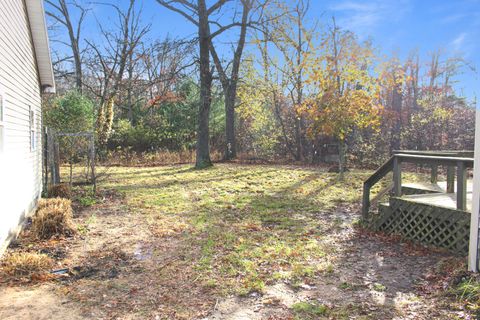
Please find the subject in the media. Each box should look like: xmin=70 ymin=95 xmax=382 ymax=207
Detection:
xmin=362 ymin=150 xmax=474 ymax=219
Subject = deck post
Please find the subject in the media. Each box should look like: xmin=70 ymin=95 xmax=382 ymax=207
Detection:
xmin=362 ymin=183 xmax=370 ymax=219
xmin=447 ymin=166 xmax=455 ymax=193
xmin=469 ymin=109 xmax=480 ymax=272
xmin=431 ymin=165 xmax=438 ymax=184
xmin=393 ymin=156 xmax=402 ymax=197
xmin=457 ymin=161 xmax=467 ymax=211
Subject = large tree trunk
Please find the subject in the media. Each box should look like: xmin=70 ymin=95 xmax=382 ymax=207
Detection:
xmin=225 ymin=86 xmax=236 ymax=160
xmin=294 ymin=118 xmax=302 ymax=161
xmin=196 ymin=0 xmax=212 ymax=168
xmin=209 ymin=0 xmax=250 ymax=161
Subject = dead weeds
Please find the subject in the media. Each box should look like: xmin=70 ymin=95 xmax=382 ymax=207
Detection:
xmin=1 ymin=252 xmax=53 ymax=281
xmin=33 ymin=198 xmax=76 ymax=239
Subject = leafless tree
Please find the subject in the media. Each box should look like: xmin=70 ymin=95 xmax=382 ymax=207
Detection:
xmin=156 ymin=0 xmax=273 ymax=165
xmin=252 ymin=0 xmax=315 ymax=160
xmin=209 ymin=0 xmax=269 ymax=160
xmin=45 ymin=0 xmax=88 ymax=92
xmin=83 ymin=0 xmax=150 ymax=106
xmin=155 ymin=0 xmax=222 ymax=168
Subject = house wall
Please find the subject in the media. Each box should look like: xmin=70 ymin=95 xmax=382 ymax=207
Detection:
xmin=0 ymin=0 xmax=44 ymax=254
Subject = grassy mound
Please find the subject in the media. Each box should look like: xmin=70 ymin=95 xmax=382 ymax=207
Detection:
xmin=1 ymin=252 xmax=53 ymax=278
xmin=32 ymin=198 xmax=76 ymax=239
xmin=47 ymin=183 xmax=72 ymax=199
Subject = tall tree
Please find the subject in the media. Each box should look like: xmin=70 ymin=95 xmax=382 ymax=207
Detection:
xmin=209 ymin=0 xmax=268 ymax=160
xmin=271 ymin=0 xmax=314 ymax=160
xmin=300 ymin=20 xmax=381 ymax=178
xmin=156 ymin=0 xmax=219 ymax=168
xmin=84 ymin=0 xmax=150 ymax=145
xmin=45 ymin=0 xmax=87 ymax=92
xmin=253 ymin=0 xmax=316 ymax=160
xmin=156 ymin=0 xmax=261 ymax=166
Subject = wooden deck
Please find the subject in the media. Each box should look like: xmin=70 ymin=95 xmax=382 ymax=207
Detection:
xmin=363 ymin=151 xmax=474 ymax=253
xmin=402 ymin=180 xmax=473 ymax=212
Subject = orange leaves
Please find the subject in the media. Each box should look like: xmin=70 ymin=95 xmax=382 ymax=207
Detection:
xmin=147 ymin=91 xmax=183 ymax=108
xmin=299 ymin=27 xmax=382 ymax=142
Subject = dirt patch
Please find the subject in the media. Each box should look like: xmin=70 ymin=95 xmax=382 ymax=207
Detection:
xmin=0 ymin=286 xmax=84 ymax=320
xmin=205 ymin=214 xmax=466 ymax=320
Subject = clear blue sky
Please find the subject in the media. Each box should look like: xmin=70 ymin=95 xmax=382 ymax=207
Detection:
xmin=55 ymin=0 xmax=479 ymax=102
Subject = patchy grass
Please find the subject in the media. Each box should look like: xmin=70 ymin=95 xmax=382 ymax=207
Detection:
xmin=2 ymin=164 xmax=467 ymax=319
xmin=102 ymin=164 xmax=368 ymax=295
xmin=372 ymin=282 xmax=387 ymax=292
xmin=292 ymin=301 xmax=328 ymax=319
xmin=454 ymin=277 xmax=480 ymax=303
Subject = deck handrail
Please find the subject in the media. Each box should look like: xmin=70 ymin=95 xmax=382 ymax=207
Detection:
xmin=362 ymin=152 xmax=474 ymax=219
xmin=394 ymin=153 xmax=474 ymax=166
xmin=362 ymin=156 xmax=395 ymax=218
xmin=392 ymin=150 xmax=474 ymax=158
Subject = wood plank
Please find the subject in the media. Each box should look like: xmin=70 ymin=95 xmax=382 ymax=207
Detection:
xmin=395 ymin=153 xmax=474 ymax=167
xmin=403 ymin=182 xmax=444 ymax=193
xmin=401 ymin=192 xmax=473 ymax=212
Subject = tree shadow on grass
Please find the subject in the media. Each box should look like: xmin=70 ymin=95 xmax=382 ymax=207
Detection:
xmin=109 ymin=168 xmax=281 ymax=192
xmin=104 ymin=165 xmax=195 ymax=181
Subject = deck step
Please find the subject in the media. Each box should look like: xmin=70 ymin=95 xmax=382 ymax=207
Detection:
xmin=402 ymin=182 xmax=444 ymax=195
xmin=370 ymin=202 xmax=392 ymax=231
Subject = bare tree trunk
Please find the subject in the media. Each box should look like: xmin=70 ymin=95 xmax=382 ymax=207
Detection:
xmin=412 ymin=53 xmax=420 ymax=111
xmin=196 ymin=0 xmax=212 ymax=168
xmin=209 ymin=0 xmax=253 ymax=161
xmin=294 ymin=119 xmax=302 ymax=161
xmin=295 ymin=5 xmax=305 ymax=161
xmin=225 ymin=86 xmax=236 ymax=159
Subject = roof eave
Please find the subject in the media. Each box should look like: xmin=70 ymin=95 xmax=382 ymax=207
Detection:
xmin=25 ymin=0 xmax=56 ymax=94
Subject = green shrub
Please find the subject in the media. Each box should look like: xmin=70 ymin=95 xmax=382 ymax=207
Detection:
xmin=44 ymin=91 xmax=95 ymax=133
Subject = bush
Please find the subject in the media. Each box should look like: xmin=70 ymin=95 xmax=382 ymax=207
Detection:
xmin=109 ymin=119 xmax=157 ymax=152
xmin=1 ymin=252 xmax=53 ymax=277
xmin=32 ymin=198 xmax=76 ymax=239
xmin=47 ymin=183 xmax=72 ymax=199
xmin=44 ymin=91 xmax=95 ymax=133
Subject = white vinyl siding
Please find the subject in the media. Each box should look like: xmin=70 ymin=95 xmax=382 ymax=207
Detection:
xmin=29 ymin=106 xmax=35 ymax=151
xmin=0 ymin=90 xmax=4 ymax=154
xmin=0 ymin=0 xmax=44 ymax=253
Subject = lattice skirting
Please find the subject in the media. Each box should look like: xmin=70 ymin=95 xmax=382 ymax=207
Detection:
xmin=374 ymin=198 xmax=470 ymax=254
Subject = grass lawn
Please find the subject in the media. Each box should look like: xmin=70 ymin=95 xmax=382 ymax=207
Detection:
xmin=0 ymin=164 xmax=472 ymax=319
xmin=104 ymin=164 xmax=369 ymax=294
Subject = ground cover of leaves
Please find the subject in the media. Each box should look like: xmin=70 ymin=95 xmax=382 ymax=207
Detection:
xmin=0 ymin=164 xmax=476 ymax=319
